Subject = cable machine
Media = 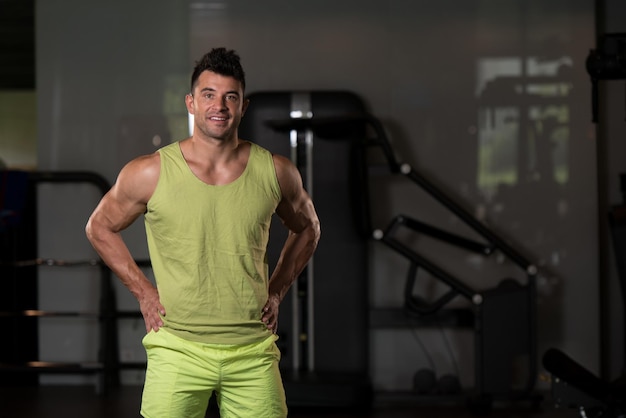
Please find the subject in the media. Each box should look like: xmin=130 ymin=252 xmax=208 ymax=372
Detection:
xmin=242 ymin=91 xmax=541 ymax=408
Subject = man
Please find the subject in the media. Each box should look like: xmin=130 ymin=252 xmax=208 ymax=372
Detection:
xmin=86 ymin=48 xmax=320 ymax=418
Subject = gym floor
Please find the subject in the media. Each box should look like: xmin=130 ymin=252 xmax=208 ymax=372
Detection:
xmin=0 ymin=385 xmax=580 ymax=418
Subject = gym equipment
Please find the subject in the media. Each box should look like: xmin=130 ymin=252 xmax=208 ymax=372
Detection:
xmin=543 ymin=348 xmax=625 ymax=417
xmin=0 ymin=170 xmax=37 ymax=386
xmin=413 ymin=368 xmax=437 ymax=394
xmin=240 ymin=90 xmax=540 ymax=408
xmin=543 ymin=173 xmax=626 ymax=417
xmin=0 ymin=171 xmax=117 ymax=391
xmin=362 ymin=114 xmax=539 ymax=407
xmin=0 ymin=171 xmax=149 ymax=393
xmin=438 ymin=374 xmax=462 ymax=395
xmin=586 ymin=33 xmax=626 ymax=123
xmin=240 ymin=91 xmax=372 ymax=408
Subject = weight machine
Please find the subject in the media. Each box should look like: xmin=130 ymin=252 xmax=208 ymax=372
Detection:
xmin=542 ymin=173 xmax=626 ymax=418
xmin=540 ymin=32 xmax=626 ymax=418
xmin=0 ymin=171 xmax=147 ymax=393
xmin=266 ymin=104 xmax=541 ymax=408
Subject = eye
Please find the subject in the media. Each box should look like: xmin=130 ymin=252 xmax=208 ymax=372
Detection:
xmin=226 ymin=94 xmax=239 ymax=102
xmin=203 ymin=93 xmax=214 ymax=100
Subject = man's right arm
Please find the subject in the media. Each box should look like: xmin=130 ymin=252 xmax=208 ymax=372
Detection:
xmin=85 ymin=153 xmax=166 ymax=333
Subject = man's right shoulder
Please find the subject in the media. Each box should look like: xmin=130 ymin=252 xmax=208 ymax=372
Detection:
xmin=116 ymin=152 xmax=161 ymax=201
xmin=125 ymin=151 xmax=160 ymax=178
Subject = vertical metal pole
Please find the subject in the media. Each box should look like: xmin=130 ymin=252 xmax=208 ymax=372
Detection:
xmin=304 ymin=127 xmax=315 ymax=371
xmin=594 ymin=0 xmax=611 ymax=382
xmin=289 ymin=93 xmax=314 ymax=371
xmin=288 ymin=128 xmax=300 ymax=371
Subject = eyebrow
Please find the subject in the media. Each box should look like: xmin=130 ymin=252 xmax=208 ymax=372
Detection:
xmin=199 ymin=87 xmax=240 ymax=96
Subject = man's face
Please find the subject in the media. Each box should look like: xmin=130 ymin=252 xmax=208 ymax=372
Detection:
xmin=186 ymin=70 xmax=248 ymax=141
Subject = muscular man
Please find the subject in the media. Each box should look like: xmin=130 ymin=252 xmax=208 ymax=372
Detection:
xmin=86 ymin=48 xmax=320 ymax=418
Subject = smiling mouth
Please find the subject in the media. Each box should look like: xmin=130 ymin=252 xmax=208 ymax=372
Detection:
xmin=209 ymin=115 xmax=228 ymax=121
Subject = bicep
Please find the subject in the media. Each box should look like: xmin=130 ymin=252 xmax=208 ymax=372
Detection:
xmin=92 ymin=187 xmax=145 ymax=233
xmin=274 ymin=155 xmax=318 ymax=233
xmin=89 ymin=156 xmax=157 ymax=233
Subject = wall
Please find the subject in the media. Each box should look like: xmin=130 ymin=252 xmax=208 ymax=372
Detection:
xmin=601 ymin=0 xmax=626 ymax=381
xmin=34 ymin=0 xmax=601 ymax=394
xmin=0 ymin=91 xmax=36 ymax=169
xmin=35 ymin=0 xmax=190 ymax=384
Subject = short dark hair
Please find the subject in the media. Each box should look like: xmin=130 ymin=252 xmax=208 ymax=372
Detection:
xmin=190 ymin=48 xmax=246 ymax=93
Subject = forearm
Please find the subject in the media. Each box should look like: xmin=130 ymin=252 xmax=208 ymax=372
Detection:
xmin=85 ymin=219 xmax=154 ymax=299
xmin=268 ymin=224 xmax=320 ymax=302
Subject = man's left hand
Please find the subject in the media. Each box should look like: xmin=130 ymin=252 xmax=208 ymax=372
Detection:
xmin=261 ymin=294 xmax=280 ymax=333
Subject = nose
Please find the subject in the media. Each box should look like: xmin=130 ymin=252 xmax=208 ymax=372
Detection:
xmin=216 ymin=96 xmax=228 ymax=110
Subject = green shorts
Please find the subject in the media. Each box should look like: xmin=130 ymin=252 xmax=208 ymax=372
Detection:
xmin=140 ymin=329 xmax=287 ymax=418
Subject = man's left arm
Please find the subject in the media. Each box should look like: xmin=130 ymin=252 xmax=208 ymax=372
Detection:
xmin=262 ymin=154 xmax=321 ymax=332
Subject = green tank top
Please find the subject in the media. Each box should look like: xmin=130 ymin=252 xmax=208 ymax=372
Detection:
xmin=144 ymin=141 xmax=281 ymax=345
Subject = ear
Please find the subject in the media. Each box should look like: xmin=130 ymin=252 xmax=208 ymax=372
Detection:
xmin=185 ymin=94 xmax=195 ymax=115
xmin=241 ymin=98 xmax=250 ymax=117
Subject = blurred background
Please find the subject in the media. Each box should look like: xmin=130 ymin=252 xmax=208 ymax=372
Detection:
xmin=1 ymin=0 xmax=626 ymax=413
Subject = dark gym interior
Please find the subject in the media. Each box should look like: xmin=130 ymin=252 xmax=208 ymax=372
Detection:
xmin=2 ymin=1 xmax=626 ymax=417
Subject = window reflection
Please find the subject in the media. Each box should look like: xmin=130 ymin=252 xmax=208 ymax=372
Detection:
xmin=476 ymin=57 xmax=573 ymax=201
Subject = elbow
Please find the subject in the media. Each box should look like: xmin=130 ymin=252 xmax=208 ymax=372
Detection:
xmin=294 ymin=218 xmax=320 ymax=253
xmin=85 ymin=215 xmax=104 ymax=246
xmin=310 ymin=219 xmax=321 ymax=249
xmin=85 ymin=216 xmax=96 ymax=244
